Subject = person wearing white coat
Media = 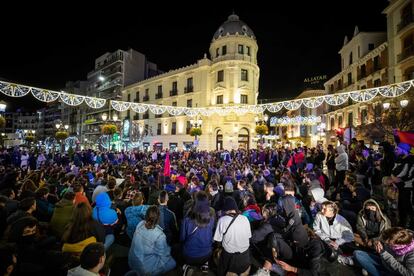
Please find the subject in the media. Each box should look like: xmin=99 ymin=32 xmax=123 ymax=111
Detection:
xmin=313 ymin=201 xmax=354 ymax=252
xmin=335 ymin=145 xmax=348 ymax=188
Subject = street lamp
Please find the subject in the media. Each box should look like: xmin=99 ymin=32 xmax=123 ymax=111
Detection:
xmin=190 ymin=115 xmax=203 ymax=148
xmin=0 ymin=101 xmax=6 ymax=113
xmin=101 ymin=113 xmax=108 ymax=121
xmin=383 ymin=102 xmax=390 ymax=110
xmin=317 ymin=123 xmax=326 ymax=145
xmin=255 ymin=113 xmax=269 ymax=145
xmin=400 ymin=99 xmax=409 ymax=108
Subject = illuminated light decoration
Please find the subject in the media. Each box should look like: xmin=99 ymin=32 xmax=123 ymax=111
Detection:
xmin=31 ymin=88 xmax=60 ymax=102
xmin=265 ymin=103 xmax=283 ymax=112
xmin=85 ymin=97 xmax=106 ymax=109
xmin=166 ymin=106 xmax=185 ymax=116
xmin=283 ymin=99 xmax=302 ymax=110
xmin=270 ymin=115 xmax=321 ymax=126
xmin=199 ymin=108 xmax=214 ymax=116
xmin=248 ymin=105 xmax=265 ymax=114
xmin=379 ymin=82 xmax=412 ymax=97
xmin=111 ymin=100 xmax=130 ymax=111
xmin=302 ymin=97 xmax=324 ymax=108
xmin=130 ymin=103 xmax=148 ymax=113
xmin=60 ymin=92 xmax=85 ymax=106
xmin=148 ymin=104 xmax=166 ymax=115
xmin=0 ymin=82 xmax=31 ymax=97
xmin=0 ymin=80 xmax=412 ymax=115
xmin=215 ymin=107 xmax=232 ymax=116
xmin=232 ymin=106 xmax=249 ymax=115
xmin=349 ymin=89 xmax=378 ymax=102
xmin=324 ymin=93 xmax=349 ymax=106
xmin=184 ymin=108 xmax=199 ymax=116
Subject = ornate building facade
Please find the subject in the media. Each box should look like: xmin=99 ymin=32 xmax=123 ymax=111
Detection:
xmin=121 ymin=14 xmax=259 ymax=150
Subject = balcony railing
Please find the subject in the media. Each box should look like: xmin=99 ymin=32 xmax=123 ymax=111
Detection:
xmin=184 ymin=86 xmax=194 ymax=93
xmin=133 ymin=114 xmax=139 ymax=120
xmin=143 ymin=95 xmax=149 ymax=101
xmin=155 ymin=93 xmax=163 ymax=99
xmin=398 ymin=15 xmax=414 ymax=32
xmin=170 ymin=90 xmax=178 ymax=96
xmin=397 ymin=45 xmax=414 ymax=63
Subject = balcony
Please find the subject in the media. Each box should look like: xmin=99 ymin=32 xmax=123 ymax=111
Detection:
xmin=397 ymin=45 xmax=414 ymax=63
xmin=184 ymin=86 xmax=194 ymax=93
xmin=143 ymin=95 xmax=149 ymax=101
xmin=170 ymin=90 xmax=178 ymax=96
xmin=397 ymin=15 xmax=414 ymax=32
xmin=155 ymin=92 xmax=163 ymax=99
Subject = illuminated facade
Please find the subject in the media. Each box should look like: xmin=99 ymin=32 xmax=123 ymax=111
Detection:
xmin=121 ymin=14 xmax=259 ymax=150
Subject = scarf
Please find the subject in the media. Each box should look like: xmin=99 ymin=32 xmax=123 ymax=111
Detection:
xmin=391 ymin=239 xmax=414 ymax=256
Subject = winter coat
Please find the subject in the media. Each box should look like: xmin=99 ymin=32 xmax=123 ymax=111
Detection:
xmin=335 ymin=145 xmax=348 ymax=171
xmin=128 ymin=221 xmax=176 ymax=275
xmin=356 ymin=199 xmax=391 ymax=241
xmin=50 ymin=198 xmax=74 ymax=239
xmin=380 ymin=246 xmax=414 ymax=276
xmin=125 ymin=204 xmax=149 ymax=239
xmin=313 ymin=213 xmax=354 ymax=245
xmin=92 ymin=192 xmax=118 ymax=226
xmin=180 ymin=216 xmax=214 ymax=258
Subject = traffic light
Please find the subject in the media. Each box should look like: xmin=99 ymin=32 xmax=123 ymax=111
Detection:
xmin=336 ymin=128 xmax=344 ymax=140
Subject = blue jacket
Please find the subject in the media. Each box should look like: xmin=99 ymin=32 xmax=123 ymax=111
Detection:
xmin=125 ymin=205 xmax=149 ymax=239
xmin=158 ymin=205 xmax=178 ymax=244
xmin=129 ymin=221 xmax=176 ymax=275
xmin=180 ymin=216 xmax=214 ymax=258
xmin=92 ymin=192 xmax=118 ymax=225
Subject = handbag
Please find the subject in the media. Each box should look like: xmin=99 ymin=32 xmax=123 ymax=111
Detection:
xmin=213 ymin=214 xmax=238 ymax=265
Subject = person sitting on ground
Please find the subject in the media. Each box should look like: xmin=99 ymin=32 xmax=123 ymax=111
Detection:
xmin=128 ymin=205 xmax=176 ymax=275
xmin=214 ymin=196 xmax=251 ymax=276
xmin=158 ymin=190 xmax=179 ymax=245
xmin=355 ymin=199 xmax=391 ymax=250
xmin=125 ymin=192 xmax=149 ymax=239
xmin=180 ymin=191 xmax=215 ymax=269
xmin=313 ymin=201 xmax=354 ymax=252
xmin=354 ymin=227 xmax=414 ymax=276
xmin=50 ymin=191 xmax=75 ymax=239
xmin=68 ymin=242 xmax=106 ymax=276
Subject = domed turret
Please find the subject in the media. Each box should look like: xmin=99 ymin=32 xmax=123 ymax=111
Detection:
xmin=212 ymin=14 xmax=255 ymax=41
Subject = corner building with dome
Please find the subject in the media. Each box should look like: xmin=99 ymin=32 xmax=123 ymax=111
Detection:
xmin=121 ymin=14 xmax=259 ymax=151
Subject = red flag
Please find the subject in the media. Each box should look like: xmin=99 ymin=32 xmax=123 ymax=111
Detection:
xmin=396 ymin=130 xmax=414 ymax=147
xmin=164 ymin=151 xmax=171 ymax=176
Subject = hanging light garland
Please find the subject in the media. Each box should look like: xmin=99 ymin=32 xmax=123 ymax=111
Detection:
xmin=0 ymin=79 xmax=412 ymax=115
xmin=270 ymin=115 xmax=322 ymax=126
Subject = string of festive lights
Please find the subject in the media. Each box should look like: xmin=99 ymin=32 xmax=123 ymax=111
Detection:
xmin=270 ymin=115 xmax=322 ymax=126
xmin=0 ymin=79 xmax=412 ymax=115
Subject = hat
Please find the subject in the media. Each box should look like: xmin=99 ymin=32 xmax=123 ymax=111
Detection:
xmin=397 ymin=143 xmax=411 ymax=154
xmin=263 ymin=169 xmax=271 ymax=177
xmin=222 ymin=196 xmax=238 ymax=212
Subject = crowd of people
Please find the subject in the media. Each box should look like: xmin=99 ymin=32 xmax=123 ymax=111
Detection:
xmin=0 ymin=137 xmax=413 ymax=276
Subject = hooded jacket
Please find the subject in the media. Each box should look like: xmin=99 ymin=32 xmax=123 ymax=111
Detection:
xmin=335 ymin=145 xmax=348 ymax=171
xmin=356 ymin=199 xmax=391 ymax=241
xmin=92 ymin=192 xmax=118 ymax=225
xmin=50 ymin=198 xmax=74 ymax=238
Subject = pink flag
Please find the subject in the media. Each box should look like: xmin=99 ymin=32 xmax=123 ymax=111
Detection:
xmin=164 ymin=151 xmax=171 ymax=176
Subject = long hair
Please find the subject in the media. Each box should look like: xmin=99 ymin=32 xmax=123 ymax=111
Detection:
xmin=62 ymin=202 xmax=94 ymax=243
xmin=145 ymin=205 xmax=160 ymax=229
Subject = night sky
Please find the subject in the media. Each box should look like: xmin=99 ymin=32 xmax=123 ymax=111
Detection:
xmin=0 ymin=1 xmax=388 ymax=111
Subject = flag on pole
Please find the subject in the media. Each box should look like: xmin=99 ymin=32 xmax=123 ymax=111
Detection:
xmin=164 ymin=151 xmax=171 ymax=176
